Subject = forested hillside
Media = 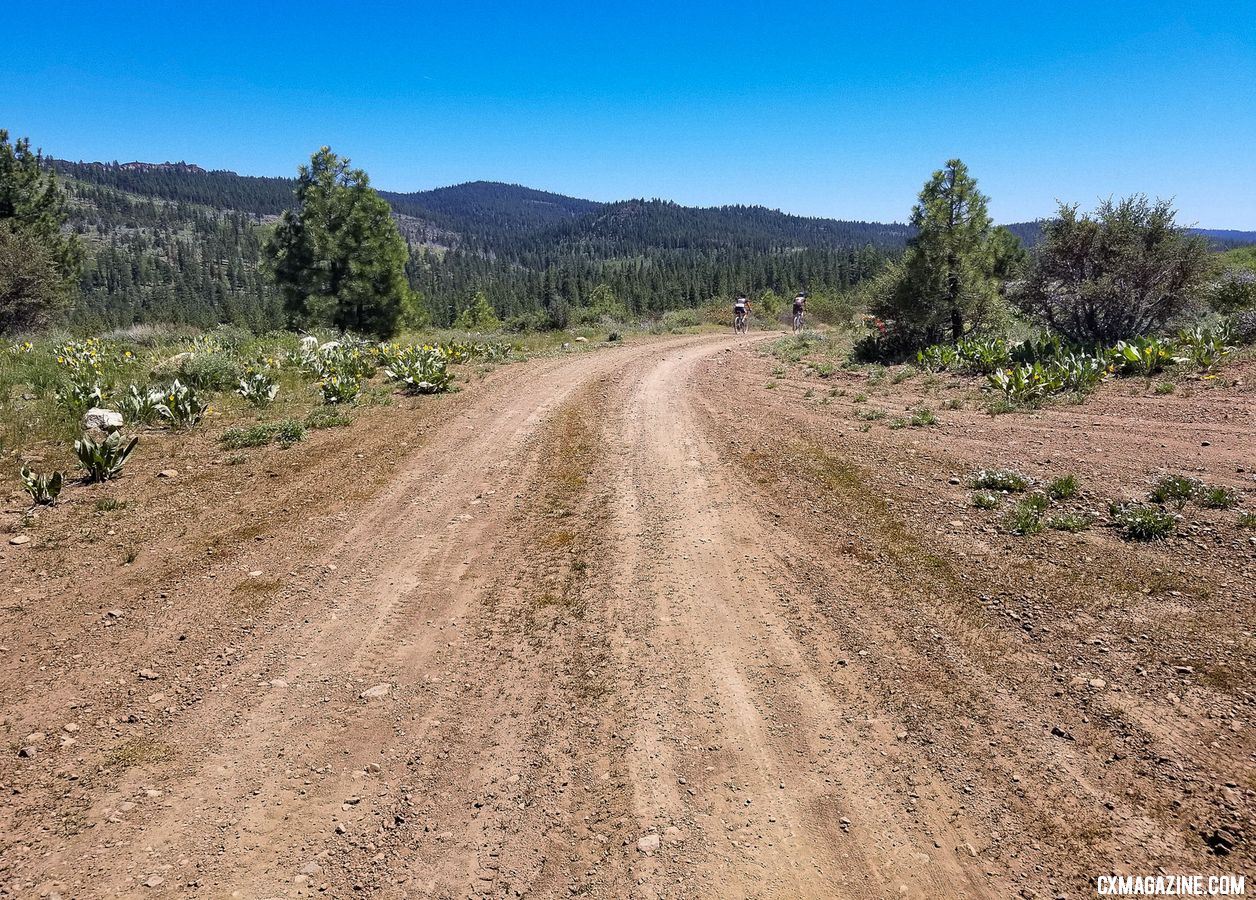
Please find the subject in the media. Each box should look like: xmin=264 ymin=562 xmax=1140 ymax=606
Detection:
xmin=48 ymin=159 xmax=1256 ymax=331
xmin=52 ymin=160 xmax=910 ymax=330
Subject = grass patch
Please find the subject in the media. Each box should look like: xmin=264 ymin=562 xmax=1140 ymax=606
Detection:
xmin=856 ymin=407 xmax=887 ymax=421
xmin=304 ymin=407 xmax=352 ymax=429
xmin=103 ymin=738 xmax=173 ymax=772
xmin=1003 ymin=498 xmax=1046 ymax=535
xmin=220 ymin=419 xmax=305 ymax=450
xmin=972 ymin=491 xmax=1000 ymax=510
xmin=1197 ymin=486 xmax=1238 ymax=510
xmin=1149 ymin=475 xmax=1200 ymax=507
xmin=1046 ymin=512 xmax=1093 ymax=532
xmin=1114 ymin=504 xmax=1177 ymax=541
xmin=1154 ymin=381 xmax=1176 ymax=395
xmin=94 ymin=498 xmax=127 ymax=513
xmin=908 ymin=407 xmax=937 ymax=427
xmin=1238 ymin=511 xmax=1256 ymax=528
xmin=970 ymin=469 xmax=1031 ymax=492
xmin=1046 ymin=474 xmax=1079 ymax=500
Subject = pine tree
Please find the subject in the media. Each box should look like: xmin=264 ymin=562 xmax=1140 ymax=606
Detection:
xmin=0 ymin=131 xmax=83 ymax=331
xmin=898 ymin=159 xmax=998 ymax=343
xmin=265 ymin=147 xmax=409 ymax=337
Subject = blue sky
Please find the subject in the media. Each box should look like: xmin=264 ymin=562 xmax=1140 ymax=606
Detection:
xmin=5 ymin=0 xmax=1255 ymax=226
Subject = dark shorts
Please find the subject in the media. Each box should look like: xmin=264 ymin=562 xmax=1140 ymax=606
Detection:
xmin=734 ymin=307 xmax=747 ymax=316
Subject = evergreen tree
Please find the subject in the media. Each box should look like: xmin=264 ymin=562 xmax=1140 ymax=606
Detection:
xmin=892 ymin=159 xmax=999 ymax=344
xmin=0 ymin=131 xmax=82 ymax=331
xmin=265 ymin=148 xmax=409 ymax=337
xmin=454 ymin=290 xmax=502 ymax=331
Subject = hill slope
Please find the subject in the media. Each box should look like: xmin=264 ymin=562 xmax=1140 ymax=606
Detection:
xmin=48 ymin=159 xmax=1256 ymax=330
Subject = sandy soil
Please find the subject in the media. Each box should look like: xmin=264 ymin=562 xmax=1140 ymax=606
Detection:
xmin=1 ymin=334 xmax=1252 ymax=899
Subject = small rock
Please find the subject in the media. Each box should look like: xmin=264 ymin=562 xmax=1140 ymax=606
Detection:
xmin=335 ymin=822 xmax=348 ymax=835
xmin=139 ymin=668 xmax=160 ymax=680
xmin=359 ymin=683 xmax=391 ymax=700
xmin=948 ymin=476 xmax=961 ymax=485
xmin=18 ymin=746 xmax=36 ymax=758
xmin=158 ymin=469 xmax=179 ymax=479
xmin=26 ymin=731 xmax=46 ymax=743
xmin=636 ymin=833 xmax=660 ymax=854
xmin=144 ymin=875 xmax=164 ymax=888
xmin=9 ymin=535 xmax=30 ymax=546
xmin=1088 ymin=678 xmax=1107 ymax=690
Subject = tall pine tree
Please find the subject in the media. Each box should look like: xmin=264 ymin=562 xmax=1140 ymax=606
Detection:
xmin=265 ymin=148 xmax=410 ymax=337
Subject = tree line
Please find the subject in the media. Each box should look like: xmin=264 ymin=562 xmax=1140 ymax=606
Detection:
xmin=2 ymin=132 xmax=1253 ymax=338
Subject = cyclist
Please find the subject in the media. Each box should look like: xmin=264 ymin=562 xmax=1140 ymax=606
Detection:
xmin=733 ymin=295 xmax=751 ymax=333
xmin=792 ymin=292 xmax=807 ymax=333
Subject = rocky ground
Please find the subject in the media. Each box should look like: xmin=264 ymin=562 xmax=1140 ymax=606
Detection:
xmin=1 ymin=334 xmax=1252 ymax=898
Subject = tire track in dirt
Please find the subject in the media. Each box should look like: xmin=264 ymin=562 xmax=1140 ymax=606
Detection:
xmin=600 ymin=343 xmax=995 ymax=899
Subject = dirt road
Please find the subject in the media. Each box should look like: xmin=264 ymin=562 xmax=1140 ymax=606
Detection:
xmin=2 ymin=335 xmax=1252 ymax=899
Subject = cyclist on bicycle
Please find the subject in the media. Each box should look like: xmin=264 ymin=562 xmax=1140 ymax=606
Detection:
xmin=792 ymin=292 xmax=807 ymax=331
xmin=733 ymin=295 xmax=751 ymax=331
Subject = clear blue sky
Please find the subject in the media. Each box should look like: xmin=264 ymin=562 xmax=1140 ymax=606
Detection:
xmin=5 ymin=0 xmax=1255 ymax=227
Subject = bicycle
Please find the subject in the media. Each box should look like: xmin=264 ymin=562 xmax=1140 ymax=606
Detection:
xmin=792 ymin=309 xmax=805 ymax=333
xmin=734 ymin=310 xmax=748 ymax=334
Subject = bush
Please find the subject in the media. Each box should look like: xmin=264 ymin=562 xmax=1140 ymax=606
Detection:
xmin=972 ymin=491 xmax=1000 ymax=510
xmin=156 ymin=379 xmax=208 ymax=429
xmin=1003 ymin=497 xmax=1046 ymax=535
xmin=970 ymin=469 xmax=1031 ymax=492
xmin=237 ymin=370 xmax=279 ymax=407
xmin=1238 ymin=511 xmax=1256 ymax=528
xmin=1207 ymin=268 xmax=1256 ymax=314
xmin=1115 ymin=504 xmax=1176 ymax=541
xmin=120 ymin=383 xmax=163 ymax=425
xmin=75 ymin=431 xmax=139 ymax=482
xmin=319 ymin=372 xmax=361 ymax=404
xmin=1016 ymin=197 xmax=1210 ymax=344
xmin=1149 ymin=475 xmax=1200 ymax=507
xmin=173 ymin=352 xmax=244 ymax=390
xmin=1046 ymin=512 xmax=1093 ymax=532
xmin=383 ymin=347 xmax=453 ymax=394
xmin=1197 ymin=486 xmax=1238 ymax=510
xmin=20 ymin=467 xmax=63 ymax=505
xmin=1046 ymin=474 xmax=1079 ymax=500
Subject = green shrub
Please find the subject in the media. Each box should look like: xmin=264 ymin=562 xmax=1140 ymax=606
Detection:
xmin=1046 ymin=474 xmax=1079 ymax=500
xmin=1154 ymin=381 xmax=1175 ymax=395
xmin=75 ymin=431 xmax=139 ymax=483
xmin=1238 ymin=511 xmax=1256 ymax=528
xmin=119 ymin=384 xmax=163 ymax=425
xmin=304 ymin=408 xmax=352 ymax=429
xmin=1112 ymin=337 xmax=1174 ymax=377
xmin=1149 ymin=475 xmax=1200 ymax=507
xmin=384 ymin=348 xmax=453 ymax=394
xmin=237 ymin=370 xmax=279 ymax=407
xmin=175 ymin=352 xmax=244 ymax=390
xmin=972 ymin=491 xmax=1000 ymax=510
xmin=970 ymin=469 xmax=1031 ymax=492
xmin=221 ymin=419 xmax=306 ymax=450
xmin=20 ymin=467 xmax=63 ymax=505
xmin=909 ymin=407 xmax=937 ymax=427
xmin=1197 ymin=485 xmax=1238 ymax=510
xmin=156 ymin=380 xmax=208 ymax=429
xmin=1115 ymin=504 xmax=1177 ymax=540
xmin=1046 ymin=512 xmax=1092 ymax=532
xmin=856 ymin=407 xmax=886 ymax=421
xmin=319 ymin=372 xmax=361 ymax=404
xmin=1003 ymin=498 xmax=1046 ymax=535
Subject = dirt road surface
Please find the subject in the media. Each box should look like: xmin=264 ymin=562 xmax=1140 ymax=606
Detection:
xmin=2 ymin=335 xmax=1253 ymax=898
